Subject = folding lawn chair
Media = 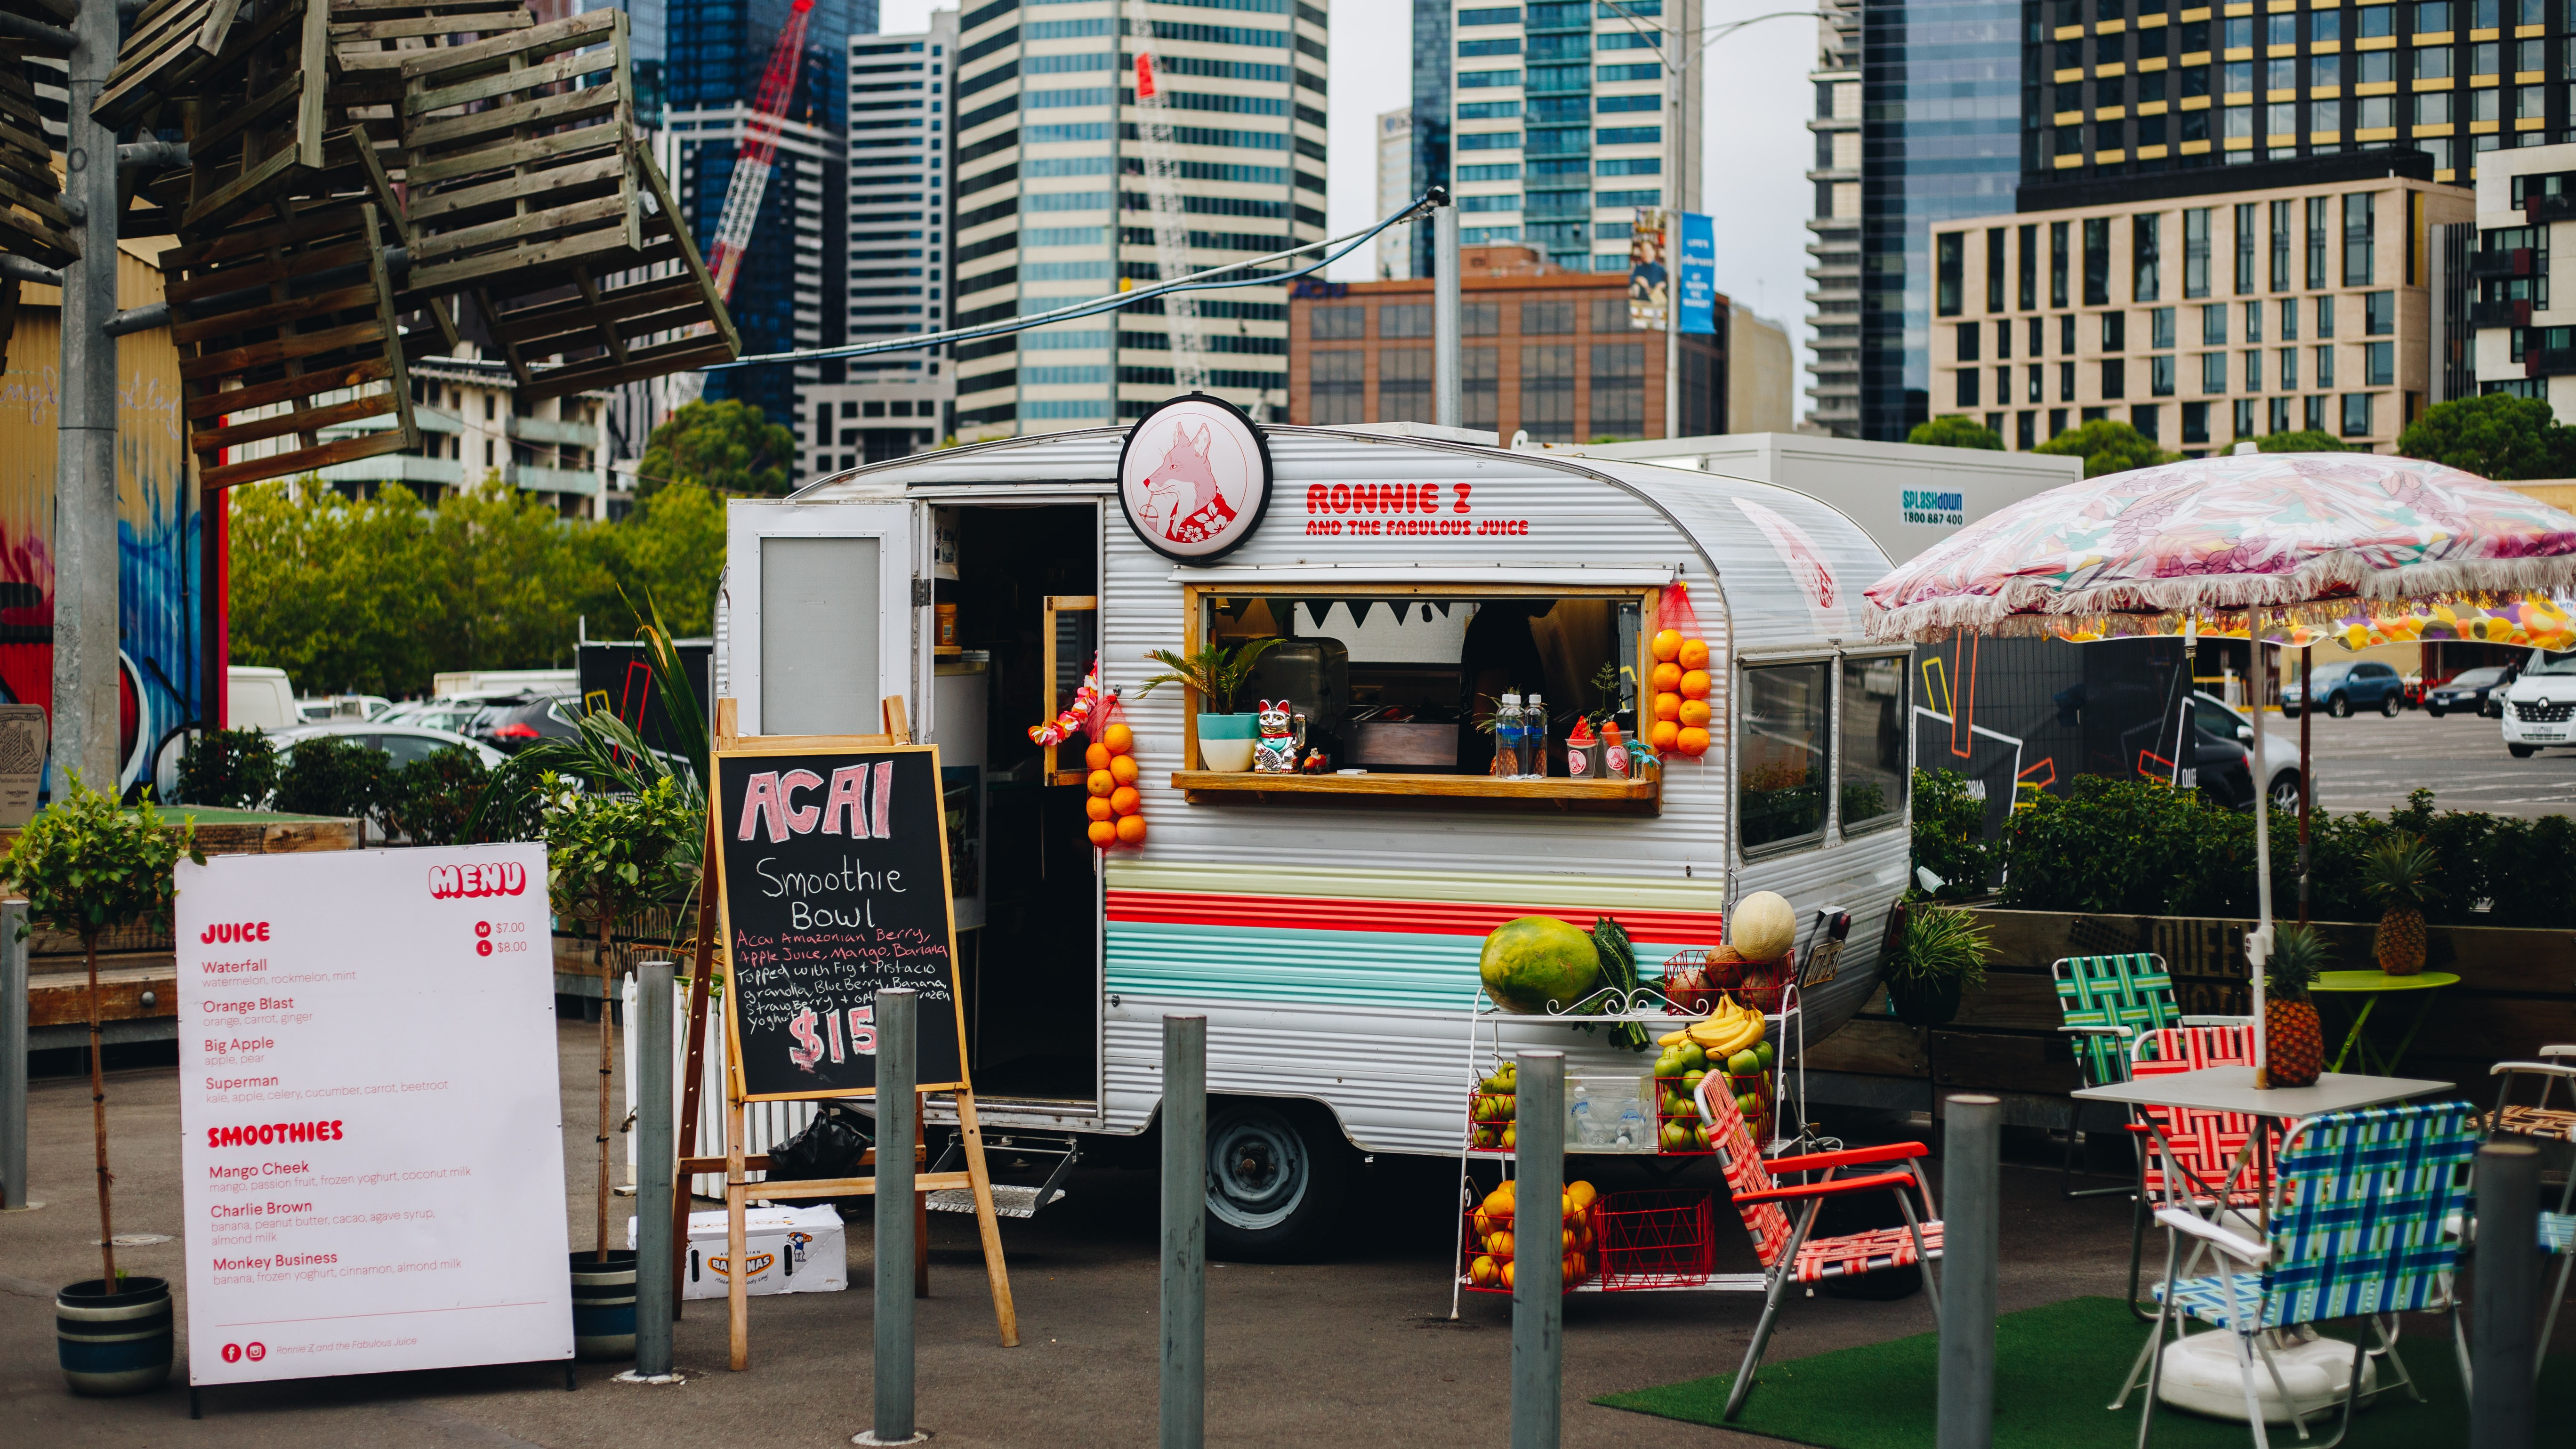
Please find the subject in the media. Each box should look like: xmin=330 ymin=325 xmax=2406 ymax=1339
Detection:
xmin=2113 ymin=1025 xmax=2285 ymax=1321
xmin=2484 ymin=1045 xmax=2576 ymax=1365
xmin=2115 ymin=1100 xmax=2479 ymax=1449
xmin=2054 ymin=953 xmax=2249 ymax=1199
xmin=1694 ymin=1075 xmax=1943 ymax=1422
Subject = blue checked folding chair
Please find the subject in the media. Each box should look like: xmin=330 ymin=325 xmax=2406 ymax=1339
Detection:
xmin=2053 ymin=954 xmax=2249 ymax=1199
xmin=2113 ymin=1100 xmax=2479 ymax=1449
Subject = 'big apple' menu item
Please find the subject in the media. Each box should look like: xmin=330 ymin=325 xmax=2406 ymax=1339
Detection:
xmin=176 ymin=844 xmax=571 ymax=1386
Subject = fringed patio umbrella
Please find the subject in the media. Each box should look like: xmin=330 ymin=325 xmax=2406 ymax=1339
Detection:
xmin=1862 ymin=451 xmax=2576 ymax=1084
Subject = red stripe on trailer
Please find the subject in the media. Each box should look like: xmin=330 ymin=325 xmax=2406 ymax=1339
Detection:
xmin=1106 ymin=889 xmax=1723 ymax=944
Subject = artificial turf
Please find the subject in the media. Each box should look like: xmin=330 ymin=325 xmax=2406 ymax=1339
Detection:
xmin=1593 ymin=1295 xmax=2572 ymax=1448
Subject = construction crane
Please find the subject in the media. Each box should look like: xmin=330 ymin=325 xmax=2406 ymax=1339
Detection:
xmin=667 ymin=0 xmax=813 ymax=407
xmin=1124 ymin=0 xmax=1207 ymax=393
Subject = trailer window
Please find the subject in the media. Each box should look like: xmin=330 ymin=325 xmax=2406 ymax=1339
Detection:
xmin=1839 ymin=654 xmax=1908 ymax=835
xmin=1739 ymin=662 xmax=1829 ymax=853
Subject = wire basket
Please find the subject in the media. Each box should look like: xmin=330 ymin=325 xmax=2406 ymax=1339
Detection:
xmin=1594 ymin=1189 xmax=1715 ymax=1290
xmin=1465 ymin=1088 xmax=1517 ymax=1154
xmin=1651 ymin=1076 xmax=1716 ymax=1156
xmin=1459 ymin=1195 xmax=1597 ymax=1295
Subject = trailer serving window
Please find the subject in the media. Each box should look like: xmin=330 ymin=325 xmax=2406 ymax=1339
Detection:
xmin=1739 ymin=662 xmax=1830 ymax=853
xmin=1839 ymin=653 xmax=1909 ymax=836
xmin=1172 ymin=585 xmax=1659 ymax=810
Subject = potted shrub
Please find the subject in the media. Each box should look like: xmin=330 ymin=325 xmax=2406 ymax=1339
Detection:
xmin=3 ymin=772 xmax=199 ymax=1394
xmin=175 ymin=726 xmax=278 ymax=809
xmin=1881 ymin=900 xmax=1991 ymax=1029
xmin=540 ymin=773 xmax=700 ymax=1360
xmin=1139 ymin=637 xmax=1281 ymax=771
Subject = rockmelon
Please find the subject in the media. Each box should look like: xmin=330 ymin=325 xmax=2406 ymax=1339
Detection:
xmin=1731 ymin=891 xmax=1797 ymax=962
xmin=1479 ymin=916 xmax=1603 ymax=1014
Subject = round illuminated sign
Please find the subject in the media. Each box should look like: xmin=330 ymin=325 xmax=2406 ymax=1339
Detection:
xmin=1116 ymin=393 xmax=1274 ymax=564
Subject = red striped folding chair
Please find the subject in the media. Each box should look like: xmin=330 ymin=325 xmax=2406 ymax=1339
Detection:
xmin=2119 ymin=1025 xmax=2282 ymax=1317
xmin=1696 ymin=1076 xmax=1943 ymax=1422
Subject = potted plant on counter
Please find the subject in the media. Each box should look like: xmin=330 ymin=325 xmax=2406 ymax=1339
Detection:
xmin=1139 ymin=636 xmax=1281 ymax=771
xmin=1881 ymin=900 xmax=1992 ymax=1029
xmin=3 ymin=772 xmax=199 ymax=1394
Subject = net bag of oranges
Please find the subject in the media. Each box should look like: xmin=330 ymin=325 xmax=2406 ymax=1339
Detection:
xmin=1648 ymin=581 xmax=1711 ymax=761
xmin=1082 ymin=690 xmax=1148 ymax=850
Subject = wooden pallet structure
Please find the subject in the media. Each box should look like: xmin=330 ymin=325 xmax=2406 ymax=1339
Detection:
xmin=166 ymin=201 xmax=417 ymax=489
xmin=0 ymin=0 xmax=79 ymax=370
xmin=94 ymin=0 xmax=247 ymax=129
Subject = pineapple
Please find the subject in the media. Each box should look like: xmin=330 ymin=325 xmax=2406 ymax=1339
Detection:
xmin=2363 ymin=836 xmax=2442 ymax=977
xmin=2264 ymin=924 xmax=2330 ymax=1088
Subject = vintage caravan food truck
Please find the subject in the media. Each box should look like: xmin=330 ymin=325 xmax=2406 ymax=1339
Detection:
xmin=715 ymin=402 xmax=1911 ymax=1258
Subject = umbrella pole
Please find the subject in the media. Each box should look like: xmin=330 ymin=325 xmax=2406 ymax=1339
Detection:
xmin=2251 ymin=640 xmax=2275 ymax=1087
xmin=2298 ymin=647 xmax=2313 ymax=926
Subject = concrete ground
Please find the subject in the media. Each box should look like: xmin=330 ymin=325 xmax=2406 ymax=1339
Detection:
xmin=2292 ymin=708 xmax=2576 ymax=820
xmin=0 ymin=1020 xmax=2549 ymax=1448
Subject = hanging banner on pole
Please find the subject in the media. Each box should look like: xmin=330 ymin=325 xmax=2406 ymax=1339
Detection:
xmin=1627 ymin=208 xmax=1669 ymax=331
xmin=1677 ymin=212 xmax=1716 ymax=336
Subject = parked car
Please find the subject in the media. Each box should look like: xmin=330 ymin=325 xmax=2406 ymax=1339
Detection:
xmin=381 ymin=692 xmax=518 ymax=734
xmin=268 ymin=721 xmax=506 ymax=772
xmin=2280 ymin=659 xmax=2406 ymax=718
xmin=465 ymin=692 xmax=581 ymax=754
xmin=2423 ymin=667 xmax=2510 ymax=718
xmin=2500 ymin=650 xmax=2576 ymax=757
xmin=296 ymin=694 xmax=394 ymax=723
xmin=2191 ymin=692 xmax=2303 ymax=813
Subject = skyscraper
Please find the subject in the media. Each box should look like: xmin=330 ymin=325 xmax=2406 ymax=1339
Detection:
xmin=1378 ymin=108 xmax=1415 ymax=279
xmin=1857 ymin=0 xmax=2023 ymax=441
xmin=949 ymin=0 xmax=1328 ymax=440
xmin=1440 ymin=1 xmax=1702 ymax=278
xmin=1410 ymin=0 xmax=1451 ymax=280
xmin=1803 ymin=0 xmax=1860 ymax=435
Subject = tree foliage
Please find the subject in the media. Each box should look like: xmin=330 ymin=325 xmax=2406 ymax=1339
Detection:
xmin=229 ymin=477 xmax=729 ymax=696
xmin=2249 ymin=429 xmax=2347 ymax=453
xmin=2034 ymin=419 xmax=2180 ymax=478
xmin=1908 ymin=416 xmax=2004 ymax=450
xmin=2 ymin=772 xmax=201 ymax=944
xmin=2395 ymin=393 xmax=2576 ymax=480
xmin=541 ymin=773 xmax=702 ymax=937
xmin=637 ymin=399 xmax=797 ymax=499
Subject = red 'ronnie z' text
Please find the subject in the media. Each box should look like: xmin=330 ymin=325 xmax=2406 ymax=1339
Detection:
xmin=738 ymin=761 xmax=896 ymax=844
xmin=428 ymin=861 xmax=528 ymax=899
xmin=207 ymin=1119 xmax=345 ymax=1148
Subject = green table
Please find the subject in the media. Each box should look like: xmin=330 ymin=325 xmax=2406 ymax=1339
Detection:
xmin=2308 ymin=970 xmax=2459 ymax=1075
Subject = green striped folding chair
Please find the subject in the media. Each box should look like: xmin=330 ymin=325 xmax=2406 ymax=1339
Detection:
xmin=2052 ymin=953 xmax=2247 ymax=1199
xmin=2113 ymin=1100 xmax=2480 ymax=1449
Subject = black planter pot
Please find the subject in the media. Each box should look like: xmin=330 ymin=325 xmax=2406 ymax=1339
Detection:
xmin=57 ymin=1276 xmax=172 ymax=1395
xmin=570 ymin=1249 xmax=637 ymax=1361
xmin=1885 ymin=976 xmax=1964 ymax=1029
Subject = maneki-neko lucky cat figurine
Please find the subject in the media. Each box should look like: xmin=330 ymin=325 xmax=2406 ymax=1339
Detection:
xmin=1253 ymin=699 xmax=1306 ymax=773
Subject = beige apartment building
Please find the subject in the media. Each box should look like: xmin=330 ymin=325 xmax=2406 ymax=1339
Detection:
xmin=1931 ymin=157 xmax=2470 ymax=455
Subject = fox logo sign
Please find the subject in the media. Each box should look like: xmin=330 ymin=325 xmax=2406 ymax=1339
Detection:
xmin=428 ymin=861 xmax=529 ymax=900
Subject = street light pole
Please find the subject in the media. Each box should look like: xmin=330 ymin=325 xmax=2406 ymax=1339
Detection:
xmin=55 ymin=0 xmax=121 ymax=791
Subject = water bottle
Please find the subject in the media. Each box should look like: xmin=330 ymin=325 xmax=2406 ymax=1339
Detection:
xmin=1494 ymin=692 xmax=1523 ymax=777
xmin=1567 ymin=1080 xmax=1596 ymax=1145
xmin=1523 ymin=694 xmax=1548 ymax=779
xmin=1615 ymin=1097 xmax=1648 ymax=1151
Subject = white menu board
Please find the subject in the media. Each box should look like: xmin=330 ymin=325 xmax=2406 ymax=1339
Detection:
xmin=176 ymin=843 xmax=572 ymax=1385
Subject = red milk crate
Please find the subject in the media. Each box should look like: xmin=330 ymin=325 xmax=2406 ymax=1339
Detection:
xmin=1593 ymin=1189 xmax=1716 ymax=1290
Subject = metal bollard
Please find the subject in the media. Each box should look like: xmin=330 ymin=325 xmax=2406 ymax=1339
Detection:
xmin=0 ymin=901 xmax=26 ymax=1211
xmin=2471 ymin=1140 xmax=2538 ymax=1447
xmin=1510 ymin=1050 xmax=1565 ymax=1449
xmin=633 ymin=960 xmax=676 ymax=1377
xmin=1160 ymin=1015 xmax=1207 ymax=1449
xmin=1937 ymin=1095 xmax=2000 ymax=1449
xmin=865 ymin=989 xmax=920 ymax=1446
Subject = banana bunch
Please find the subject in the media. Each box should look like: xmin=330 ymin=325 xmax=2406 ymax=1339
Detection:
xmin=1658 ymin=995 xmax=1766 ymax=1058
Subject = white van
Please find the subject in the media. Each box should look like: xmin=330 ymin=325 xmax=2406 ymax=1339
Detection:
xmin=225 ymin=666 xmax=298 ymax=731
xmin=2498 ymin=648 xmax=2576 ymax=757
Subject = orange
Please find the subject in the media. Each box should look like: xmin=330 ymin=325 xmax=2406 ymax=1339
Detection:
xmin=1087 ymin=769 xmax=1115 ymax=797
xmin=1109 ymin=754 xmax=1140 ymax=785
xmin=1650 ymin=628 xmax=1682 ymax=662
xmin=1649 ymin=719 xmax=1679 ymax=750
xmin=1652 ymin=692 xmax=1681 ymax=722
xmin=1115 ymin=813 xmax=1148 ymax=845
xmin=1679 ymin=669 xmax=1711 ymax=700
xmin=1678 ymin=699 xmax=1710 ymax=729
xmin=1500 ymin=1260 xmax=1516 ymax=1291
xmin=1084 ymin=742 xmax=1111 ymax=772
xmin=1087 ymin=820 xmax=1119 ymax=848
xmin=1677 ymin=638 xmax=1709 ymax=671
xmin=1110 ymin=784 xmax=1142 ymax=816
xmin=1103 ymin=722 xmax=1135 ymax=755
xmin=1676 ymin=725 xmax=1710 ymax=757
xmin=1086 ymin=796 xmax=1114 ymax=822
xmin=1650 ymin=661 xmax=1682 ymax=693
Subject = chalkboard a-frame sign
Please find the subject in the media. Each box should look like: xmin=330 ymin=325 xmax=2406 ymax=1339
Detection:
xmin=714 ymin=741 xmax=972 ymax=1102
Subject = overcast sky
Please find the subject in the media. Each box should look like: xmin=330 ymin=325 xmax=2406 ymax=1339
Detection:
xmin=875 ymin=0 xmax=1816 ymax=340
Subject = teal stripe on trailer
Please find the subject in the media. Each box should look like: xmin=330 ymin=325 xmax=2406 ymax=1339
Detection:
xmin=1105 ymin=920 xmax=1699 ymax=1011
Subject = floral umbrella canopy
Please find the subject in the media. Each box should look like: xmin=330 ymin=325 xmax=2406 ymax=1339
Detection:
xmin=1862 ymin=451 xmax=2576 ymax=1082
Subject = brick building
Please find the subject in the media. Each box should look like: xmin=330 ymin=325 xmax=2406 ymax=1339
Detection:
xmin=1287 ymin=244 xmax=1727 ymax=439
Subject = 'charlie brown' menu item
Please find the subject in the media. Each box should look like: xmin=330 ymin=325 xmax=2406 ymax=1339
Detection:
xmin=175 ymin=844 xmax=570 ymax=1387
xmin=715 ymin=744 xmax=969 ymax=1100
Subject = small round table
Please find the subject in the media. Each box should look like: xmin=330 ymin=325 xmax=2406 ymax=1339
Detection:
xmin=2306 ymin=970 xmax=2459 ymax=1076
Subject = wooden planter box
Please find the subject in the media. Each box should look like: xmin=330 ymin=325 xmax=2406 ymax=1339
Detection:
xmin=1804 ymin=906 xmax=2576 ymax=1119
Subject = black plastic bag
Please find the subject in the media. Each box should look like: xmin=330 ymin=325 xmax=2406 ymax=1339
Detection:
xmin=766 ymin=1101 xmax=873 ymax=1181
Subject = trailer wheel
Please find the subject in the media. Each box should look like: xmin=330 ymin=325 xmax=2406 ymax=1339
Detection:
xmin=1203 ymin=1099 xmax=1352 ymax=1262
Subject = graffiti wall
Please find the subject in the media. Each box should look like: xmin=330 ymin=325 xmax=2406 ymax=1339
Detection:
xmin=0 ymin=242 xmax=200 ymax=795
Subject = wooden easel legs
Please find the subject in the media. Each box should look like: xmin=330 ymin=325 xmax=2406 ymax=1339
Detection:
xmin=954 ymin=1090 xmax=1021 ymax=1347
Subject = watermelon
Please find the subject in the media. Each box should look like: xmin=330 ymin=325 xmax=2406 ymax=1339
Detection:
xmin=1480 ymin=916 xmax=1604 ymax=1014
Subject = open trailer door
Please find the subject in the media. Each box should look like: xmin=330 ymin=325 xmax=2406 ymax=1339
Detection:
xmin=724 ymin=500 xmax=921 ymax=738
